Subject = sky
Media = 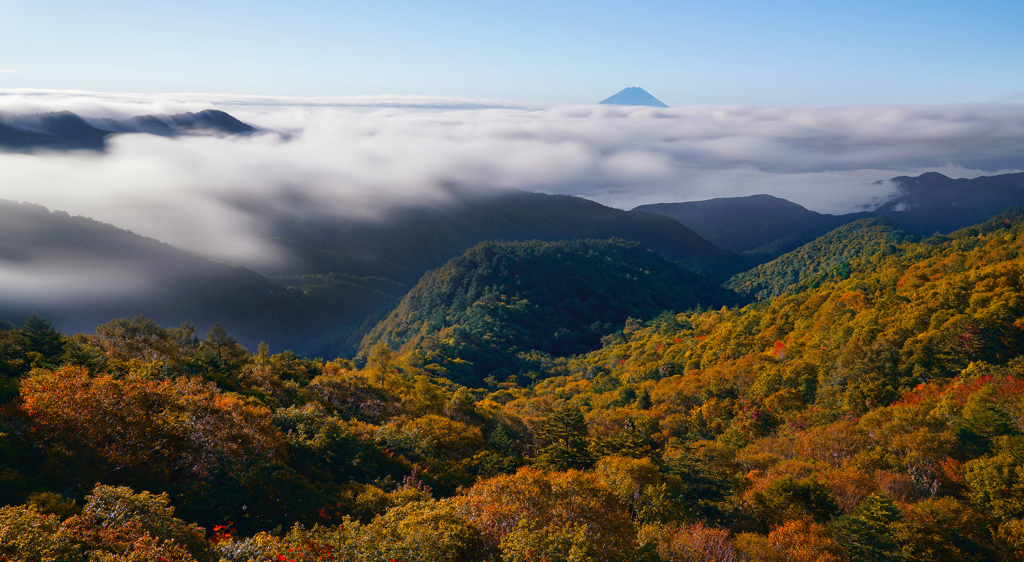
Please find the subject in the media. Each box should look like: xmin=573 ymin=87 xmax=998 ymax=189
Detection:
xmin=2 ymin=0 xmax=1023 ymax=105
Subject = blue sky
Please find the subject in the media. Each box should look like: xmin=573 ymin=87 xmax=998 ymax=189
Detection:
xmin=2 ymin=0 xmax=1023 ymax=105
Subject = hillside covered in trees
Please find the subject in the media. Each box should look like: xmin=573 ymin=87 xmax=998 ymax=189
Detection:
xmin=724 ymin=218 xmax=917 ymax=301
xmin=3 ymin=211 xmax=1024 ymax=560
xmin=359 ymin=239 xmax=741 ymax=387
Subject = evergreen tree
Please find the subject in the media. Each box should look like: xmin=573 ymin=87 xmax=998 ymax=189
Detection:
xmin=662 ymin=444 xmax=733 ymax=523
xmin=476 ymin=425 xmax=520 ymax=478
xmin=200 ymin=323 xmax=249 ymax=373
xmin=488 ymin=425 xmax=514 ymax=454
xmin=635 ymin=388 xmax=652 ymax=410
xmin=831 ymin=492 xmax=903 ymax=562
xmin=535 ymin=404 xmax=594 ymax=472
xmin=593 ymin=418 xmax=651 ymax=460
xmin=19 ymin=313 xmax=64 ymax=364
xmin=0 ymin=328 xmax=28 ymax=377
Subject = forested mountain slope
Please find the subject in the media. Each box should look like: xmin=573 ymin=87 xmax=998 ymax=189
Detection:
xmin=725 ymin=218 xmax=917 ymax=301
xmin=3 ymin=211 xmax=1024 ymax=560
xmin=576 ymin=208 xmax=1024 ymax=414
xmin=360 ymin=239 xmax=741 ymax=386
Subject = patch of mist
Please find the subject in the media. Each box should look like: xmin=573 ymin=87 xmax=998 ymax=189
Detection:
xmin=0 ymin=258 xmax=154 ymax=304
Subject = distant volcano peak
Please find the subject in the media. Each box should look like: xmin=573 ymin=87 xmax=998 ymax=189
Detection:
xmin=599 ymin=87 xmax=669 ymax=108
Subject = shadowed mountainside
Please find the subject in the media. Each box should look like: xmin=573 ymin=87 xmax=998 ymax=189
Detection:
xmin=0 ymin=199 xmax=404 ymax=351
xmin=0 ymin=190 xmax=739 ymax=359
xmin=0 ymin=109 xmax=257 ymax=152
xmin=634 ymin=194 xmax=867 ymax=258
xmin=635 ymin=171 xmax=1024 ymax=263
xmin=260 ymin=189 xmax=742 ymax=284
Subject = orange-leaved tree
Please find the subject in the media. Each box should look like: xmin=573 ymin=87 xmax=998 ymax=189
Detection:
xmin=20 ymin=365 xmax=285 ymax=484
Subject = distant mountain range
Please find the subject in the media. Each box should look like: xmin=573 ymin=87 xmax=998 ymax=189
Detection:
xmin=0 ymin=109 xmax=257 ymax=151
xmin=876 ymin=171 xmax=1024 ymax=215
xmin=635 ymin=171 xmax=1024 ymax=261
xmin=635 ymin=195 xmax=867 ymax=258
xmin=258 ymin=189 xmax=736 ymax=283
xmin=599 ymin=87 xmax=669 ymax=108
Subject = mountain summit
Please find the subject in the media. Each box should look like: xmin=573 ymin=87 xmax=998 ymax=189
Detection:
xmin=599 ymin=87 xmax=669 ymax=108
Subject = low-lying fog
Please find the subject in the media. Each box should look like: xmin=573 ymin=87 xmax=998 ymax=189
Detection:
xmin=2 ymin=89 xmax=1023 ymax=269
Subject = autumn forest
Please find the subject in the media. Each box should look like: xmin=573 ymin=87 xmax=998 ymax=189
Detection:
xmin=5 ymin=200 xmax=1024 ymax=561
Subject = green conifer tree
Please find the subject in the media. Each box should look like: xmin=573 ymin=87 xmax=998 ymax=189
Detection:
xmin=201 ymin=323 xmax=250 ymax=373
xmin=535 ymin=404 xmax=594 ymax=472
xmin=831 ymin=492 xmax=903 ymax=561
xmin=19 ymin=313 xmax=64 ymax=364
xmin=635 ymin=388 xmax=652 ymax=410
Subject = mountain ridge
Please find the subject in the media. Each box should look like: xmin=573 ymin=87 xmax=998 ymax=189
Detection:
xmin=634 ymin=171 xmax=1024 ymax=263
xmin=259 ymin=189 xmax=739 ymax=284
xmin=0 ymin=109 xmax=257 ymax=151
xmin=724 ymin=217 xmax=916 ymax=300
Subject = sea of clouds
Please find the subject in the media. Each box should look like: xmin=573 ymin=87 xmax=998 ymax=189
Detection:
xmin=1 ymin=88 xmax=1023 ymax=267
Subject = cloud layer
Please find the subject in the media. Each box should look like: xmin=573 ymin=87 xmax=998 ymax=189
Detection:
xmin=1 ymin=90 xmax=1023 ymax=269
xmin=0 ymin=88 xmax=538 ymax=118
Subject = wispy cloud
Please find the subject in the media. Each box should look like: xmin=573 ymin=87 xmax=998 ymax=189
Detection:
xmin=0 ymin=70 xmax=15 ymax=74
xmin=1 ymin=91 xmax=1022 ymax=269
